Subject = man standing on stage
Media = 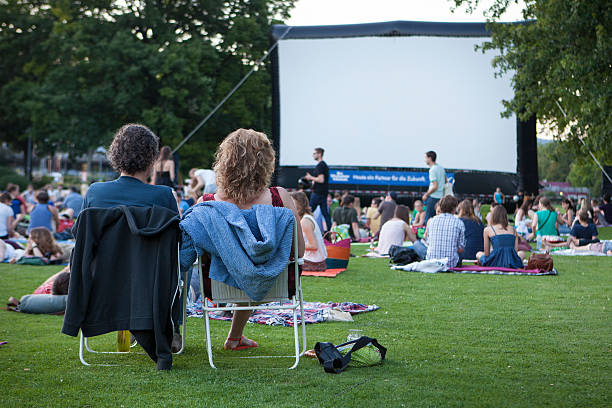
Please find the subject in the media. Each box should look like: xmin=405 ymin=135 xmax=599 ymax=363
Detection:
xmin=305 ymin=147 xmax=331 ymax=231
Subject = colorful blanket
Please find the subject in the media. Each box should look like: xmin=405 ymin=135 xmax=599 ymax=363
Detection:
xmin=186 ymin=300 xmax=379 ymax=327
xmin=450 ymin=266 xmax=558 ymax=276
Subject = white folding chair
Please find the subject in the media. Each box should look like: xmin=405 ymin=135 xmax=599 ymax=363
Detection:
xmin=79 ymin=244 xmax=187 ymax=366
xmin=197 ymin=222 xmax=306 ymax=369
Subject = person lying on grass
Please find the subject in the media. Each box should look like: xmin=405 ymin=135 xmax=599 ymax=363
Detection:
xmin=544 ymin=209 xmax=599 ymax=250
xmin=8 ymin=227 xmax=64 ymax=264
xmin=7 ymin=269 xmax=70 ymax=313
xmin=476 ymin=205 xmax=526 ymax=269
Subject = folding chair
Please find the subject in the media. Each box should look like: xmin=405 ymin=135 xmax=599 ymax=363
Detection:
xmin=197 ymin=221 xmax=306 ymax=369
xmin=79 ymin=243 xmax=187 ymax=366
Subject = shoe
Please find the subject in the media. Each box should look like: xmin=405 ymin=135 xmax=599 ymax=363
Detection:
xmin=224 ymin=336 xmax=258 ymax=351
xmin=171 ymin=333 xmax=182 ymax=353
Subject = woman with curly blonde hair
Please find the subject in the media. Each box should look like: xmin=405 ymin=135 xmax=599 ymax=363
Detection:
xmin=198 ymin=128 xmax=305 ymax=350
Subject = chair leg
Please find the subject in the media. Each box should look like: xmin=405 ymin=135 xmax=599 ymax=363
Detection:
xmin=289 ymin=306 xmax=300 ymax=369
xmin=204 ymin=306 xmax=216 ymax=369
xmin=299 ymin=288 xmax=307 ymax=356
xmin=174 ymin=277 xmax=188 ymax=355
xmin=79 ymin=332 xmax=90 ymax=366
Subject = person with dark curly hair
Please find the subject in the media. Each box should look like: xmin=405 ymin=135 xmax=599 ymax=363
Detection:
xmin=82 ymin=124 xmax=178 ymax=211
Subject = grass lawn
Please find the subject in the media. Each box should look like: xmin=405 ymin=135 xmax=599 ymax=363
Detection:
xmin=2 ymin=229 xmax=611 ymax=407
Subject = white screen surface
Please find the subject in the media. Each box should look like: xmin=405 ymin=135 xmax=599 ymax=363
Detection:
xmin=278 ymin=36 xmax=516 ymax=172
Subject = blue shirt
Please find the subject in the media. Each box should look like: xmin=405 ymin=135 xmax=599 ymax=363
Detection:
xmin=570 ymin=223 xmax=597 ymax=240
xmin=83 ymin=176 xmax=178 ymax=212
xmin=63 ymin=192 xmax=84 ymax=217
xmin=428 ymin=164 xmax=445 ymax=199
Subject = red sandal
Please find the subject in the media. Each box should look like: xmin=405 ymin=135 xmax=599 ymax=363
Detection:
xmin=224 ymin=336 xmax=258 ymax=351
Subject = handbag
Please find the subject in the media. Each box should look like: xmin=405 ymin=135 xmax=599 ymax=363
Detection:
xmin=314 ymin=336 xmax=387 ymax=374
xmin=324 ymin=232 xmax=351 ymax=269
xmin=527 ymin=253 xmax=554 ymax=271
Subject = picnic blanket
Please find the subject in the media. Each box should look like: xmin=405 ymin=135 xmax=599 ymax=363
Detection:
xmin=186 ymin=300 xmax=379 ymax=326
xmin=302 ymin=268 xmax=347 ymax=277
xmin=391 ymin=262 xmax=557 ymax=276
xmin=450 ymin=265 xmax=558 ymax=276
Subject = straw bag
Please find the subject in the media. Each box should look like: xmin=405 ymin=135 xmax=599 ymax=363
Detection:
xmin=324 ymin=231 xmax=351 ymax=269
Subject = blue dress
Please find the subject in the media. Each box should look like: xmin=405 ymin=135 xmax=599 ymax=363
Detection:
xmin=460 ymin=218 xmax=484 ymax=260
xmin=479 ymin=226 xmax=523 ymax=269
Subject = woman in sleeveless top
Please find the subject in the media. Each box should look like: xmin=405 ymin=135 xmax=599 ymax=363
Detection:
xmin=376 ymin=205 xmax=416 ymax=255
xmin=28 ymin=190 xmax=59 ymax=234
xmin=198 ymin=129 xmax=304 ymax=351
xmin=476 ymin=206 xmax=525 ymax=269
xmin=532 ymin=196 xmax=565 ymax=237
xmin=152 ymin=146 xmax=175 ymax=188
xmin=290 ymin=191 xmax=327 ymax=271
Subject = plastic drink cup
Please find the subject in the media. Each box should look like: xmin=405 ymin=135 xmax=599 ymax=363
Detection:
xmin=347 ymin=329 xmax=363 ymax=341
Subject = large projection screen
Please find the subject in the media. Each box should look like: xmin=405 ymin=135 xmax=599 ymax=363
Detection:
xmin=277 ymin=35 xmax=517 ymax=173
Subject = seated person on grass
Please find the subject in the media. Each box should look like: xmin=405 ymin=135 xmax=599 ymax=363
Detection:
xmin=0 ymin=192 xmax=16 ymax=240
xmin=458 ymin=199 xmax=484 ymax=261
xmin=476 ymin=206 xmax=526 ymax=269
xmin=376 ymin=205 xmax=416 ymax=255
xmin=27 ymin=191 xmax=59 ymax=234
xmin=531 ymin=197 xmax=566 ymax=240
xmin=365 ymin=198 xmax=382 ymax=236
xmin=6 ymin=270 xmax=70 ymax=314
xmin=291 ymin=191 xmax=327 ymax=272
xmin=425 ymin=195 xmax=465 ymax=268
xmin=598 ymin=194 xmax=612 ymax=226
xmin=544 ymin=209 xmax=598 ymax=249
xmin=411 ymin=200 xmax=426 ymax=227
xmin=331 ymin=194 xmax=360 ymax=241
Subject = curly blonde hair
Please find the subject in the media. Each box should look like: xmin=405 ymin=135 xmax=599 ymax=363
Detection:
xmin=214 ymin=129 xmax=276 ymax=204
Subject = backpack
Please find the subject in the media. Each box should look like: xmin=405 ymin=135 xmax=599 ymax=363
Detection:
xmin=388 ymin=245 xmax=421 ymax=265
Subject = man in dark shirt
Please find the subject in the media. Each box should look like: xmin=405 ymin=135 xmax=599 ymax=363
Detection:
xmin=332 ymin=194 xmax=360 ymax=241
xmin=375 ymin=192 xmax=398 ymax=229
xmin=80 ymin=124 xmax=180 ymax=358
xmin=599 ymin=194 xmax=612 ymax=226
xmin=305 ymin=147 xmax=330 ymax=231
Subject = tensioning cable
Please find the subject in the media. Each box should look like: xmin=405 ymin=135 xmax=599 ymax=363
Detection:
xmin=172 ymin=26 xmax=293 ymax=154
xmin=554 ymin=100 xmax=612 ymax=185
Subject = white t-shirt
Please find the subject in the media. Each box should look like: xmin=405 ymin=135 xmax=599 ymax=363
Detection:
xmin=0 ymin=202 xmax=15 ymax=237
xmin=194 ymin=169 xmax=216 ymax=186
xmin=302 ymin=214 xmax=327 ymax=263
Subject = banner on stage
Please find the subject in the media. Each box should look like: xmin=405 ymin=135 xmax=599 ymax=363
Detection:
xmin=329 ymin=169 xmax=454 ymax=187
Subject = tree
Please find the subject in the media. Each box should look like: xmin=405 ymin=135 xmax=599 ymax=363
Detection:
xmin=0 ymin=0 xmax=297 ymax=176
xmin=451 ymin=0 xmax=612 ymax=163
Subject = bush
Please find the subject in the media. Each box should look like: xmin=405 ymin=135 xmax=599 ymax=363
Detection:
xmin=0 ymin=167 xmax=29 ymax=190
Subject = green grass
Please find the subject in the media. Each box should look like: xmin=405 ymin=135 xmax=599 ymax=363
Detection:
xmin=2 ymin=229 xmax=612 ymax=407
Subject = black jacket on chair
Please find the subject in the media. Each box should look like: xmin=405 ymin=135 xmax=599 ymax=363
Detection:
xmin=62 ymin=205 xmax=181 ymax=370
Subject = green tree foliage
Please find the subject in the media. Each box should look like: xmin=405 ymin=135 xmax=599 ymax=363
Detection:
xmin=451 ymin=0 xmax=612 ymax=163
xmin=538 ymin=140 xmax=603 ymax=195
xmin=0 ymin=0 xmax=296 ymax=176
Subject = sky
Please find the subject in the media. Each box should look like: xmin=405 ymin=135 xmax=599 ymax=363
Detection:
xmin=286 ymin=0 xmax=525 ymax=26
